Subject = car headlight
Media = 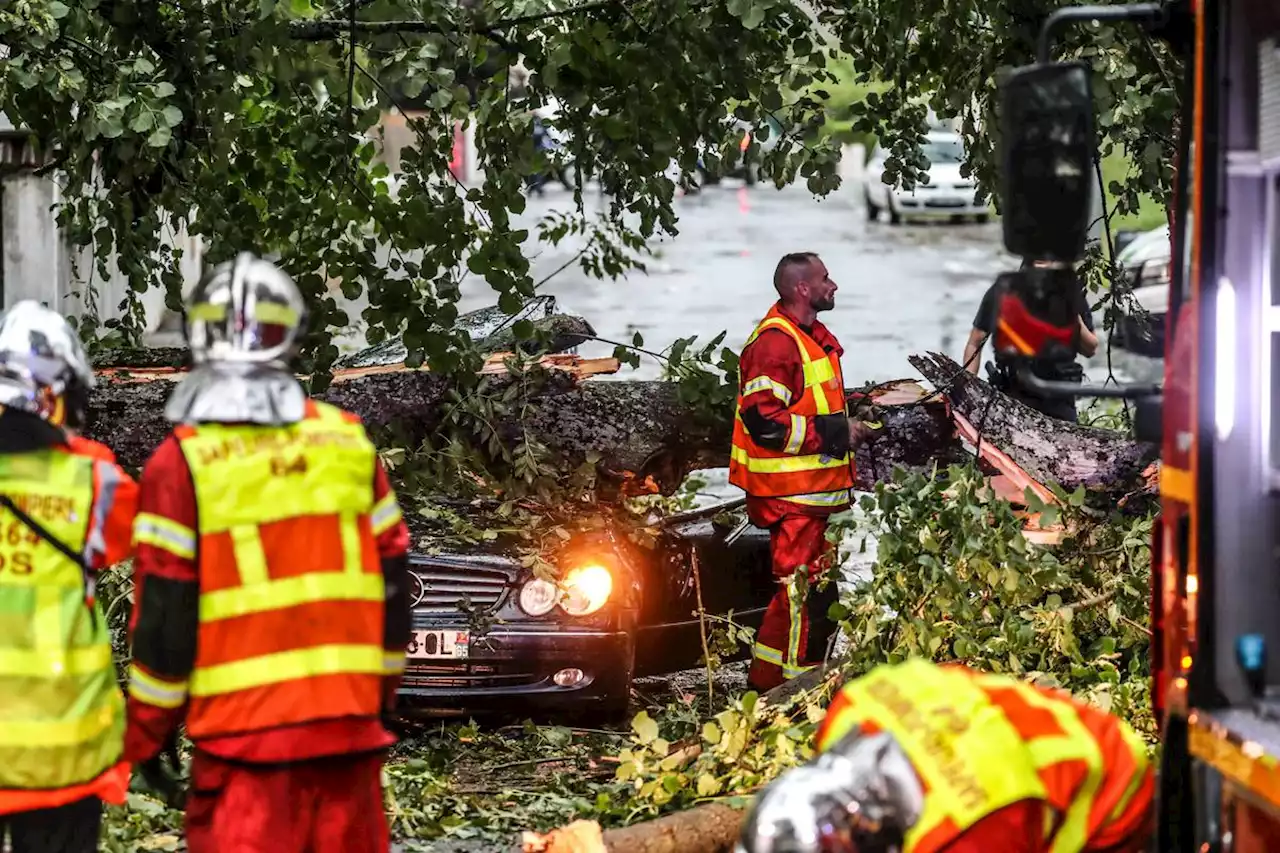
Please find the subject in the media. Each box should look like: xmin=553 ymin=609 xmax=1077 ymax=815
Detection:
xmin=559 ymin=564 xmax=613 ymax=616
xmin=519 ymin=578 xmax=558 ymax=616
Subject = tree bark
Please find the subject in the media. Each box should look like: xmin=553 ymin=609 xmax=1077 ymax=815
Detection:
xmin=85 ymin=368 xmax=967 ymax=499
xmin=908 ymin=351 xmax=1158 ymax=493
xmin=599 ymin=804 xmax=745 ymax=853
xmin=522 ymin=806 xmax=746 ymax=853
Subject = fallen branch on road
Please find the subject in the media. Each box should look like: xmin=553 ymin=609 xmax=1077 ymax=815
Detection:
xmin=522 ymin=803 xmax=746 ymax=853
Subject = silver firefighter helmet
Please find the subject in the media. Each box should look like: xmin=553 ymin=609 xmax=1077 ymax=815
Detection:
xmin=0 ymin=300 xmax=94 ymax=428
xmin=185 ymin=251 xmax=306 ymax=367
xmin=166 ymin=253 xmax=308 ymax=426
xmin=737 ymin=730 xmax=924 ymax=853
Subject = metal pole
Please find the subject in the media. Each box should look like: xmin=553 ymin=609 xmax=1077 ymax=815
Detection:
xmin=1037 ymin=3 xmax=1166 ymax=64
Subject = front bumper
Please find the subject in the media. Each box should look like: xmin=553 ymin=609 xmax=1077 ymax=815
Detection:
xmin=396 ymin=623 xmax=635 ymax=713
xmin=894 ymin=189 xmax=986 ymax=216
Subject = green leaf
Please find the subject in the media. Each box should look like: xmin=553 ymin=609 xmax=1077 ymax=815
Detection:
xmin=428 ymin=89 xmax=453 ymax=110
xmin=702 ymin=722 xmax=722 ymax=744
xmin=631 ymin=710 xmax=659 ymax=744
xmin=48 ymin=0 xmax=70 ymax=18
xmin=161 ymin=106 xmax=183 ymax=127
xmin=146 ymin=125 xmax=172 ymax=148
xmin=129 ymin=111 xmax=156 ymax=133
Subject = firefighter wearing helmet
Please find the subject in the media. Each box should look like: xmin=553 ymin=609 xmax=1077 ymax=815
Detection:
xmin=0 ymin=301 xmax=139 ymax=853
xmin=738 ymin=659 xmax=1155 ymax=853
xmin=123 ymin=253 xmax=413 ymax=853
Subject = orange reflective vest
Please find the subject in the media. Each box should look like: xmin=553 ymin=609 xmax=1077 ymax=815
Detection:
xmin=173 ymin=401 xmax=391 ymax=742
xmin=729 ymin=306 xmax=853 ymax=505
xmin=815 ymin=660 xmax=1153 ymax=853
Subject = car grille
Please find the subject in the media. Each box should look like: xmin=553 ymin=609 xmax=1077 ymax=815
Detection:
xmin=409 ymin=565 xmax=510 ymax=614
xmin=400 ymin=669 xmax=540 ymax=689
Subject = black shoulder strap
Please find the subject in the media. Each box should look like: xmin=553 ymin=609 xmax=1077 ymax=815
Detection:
xmin=0 ymin=493 xmax=98 ymax=627
xmin=0 ymin=493 xmax=90 ymax=571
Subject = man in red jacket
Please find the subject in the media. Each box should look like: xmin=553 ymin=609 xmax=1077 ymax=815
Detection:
xmin=729 ymin=252 xmax=877 ymax=692
xmin=124 ymin=253 xmax=412 ymax=853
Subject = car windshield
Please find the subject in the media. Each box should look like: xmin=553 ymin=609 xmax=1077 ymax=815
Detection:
xmin=921 ymin=138 xmax=964 ymax=165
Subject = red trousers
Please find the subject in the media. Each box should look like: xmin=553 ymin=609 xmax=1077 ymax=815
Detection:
xmin=748 ymin=513 xmax=840 ymax=691
xmin=185 ymin=752 xmax=388 ymax=853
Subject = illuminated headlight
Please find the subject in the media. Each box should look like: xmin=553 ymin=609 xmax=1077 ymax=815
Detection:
xmin=518 ymin=578 xmax=558 ymax=616
xmin=559 ymin=564 xmax=613 ymax=616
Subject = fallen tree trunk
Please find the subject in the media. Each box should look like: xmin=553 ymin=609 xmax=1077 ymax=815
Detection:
xmin=909 ymin=351 xmax=1158 ymax=493
xmin=522 ymin=805 xmax=746 ymax=853
xmin=86 ymin=361 xmax=968 ymax=498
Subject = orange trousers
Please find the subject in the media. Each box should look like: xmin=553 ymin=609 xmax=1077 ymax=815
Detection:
xmin=747 ymin=514 xmax=840 ymax=692
xmin=185 ymin=752 xmax=388 ymax=853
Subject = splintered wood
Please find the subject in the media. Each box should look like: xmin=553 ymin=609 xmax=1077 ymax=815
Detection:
xmin=93 ymin=353 xmax=621 ymax=384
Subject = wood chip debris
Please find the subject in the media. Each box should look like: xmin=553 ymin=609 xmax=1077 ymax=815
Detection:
xmin=95 ymin=353 xmax=621 ymax=384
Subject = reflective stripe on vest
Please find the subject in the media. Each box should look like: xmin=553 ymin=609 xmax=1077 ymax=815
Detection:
xmin=729 ymin=308 xmax=853 ymax=500
xmin=177 ymin=401 xmax=388 ymax=741
xmin=0 ymin=451 xmax=125 ymax=790
xmin=817 ymin=660 xmax=1048 ymax=853
xmin=970 ymin=674 xmax=1106 ymax=853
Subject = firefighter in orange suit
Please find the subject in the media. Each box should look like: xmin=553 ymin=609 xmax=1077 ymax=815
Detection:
xmin=730 ymin=252 xmax=878 ymax=692
xmin=123 ymin=253 xmax=413 ymax=853
xmin=0 ymin=301 xmax=139 ymax=853
xmin=738 ymin=659 xmax=1155 ymax=853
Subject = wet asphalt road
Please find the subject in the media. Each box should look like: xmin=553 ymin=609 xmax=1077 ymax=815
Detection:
xmin=449 ymin=177 xmax=1159 ymax=388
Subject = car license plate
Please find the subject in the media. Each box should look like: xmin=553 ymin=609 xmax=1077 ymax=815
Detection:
xmin=407 ymin=630 xmax=470 ymax=660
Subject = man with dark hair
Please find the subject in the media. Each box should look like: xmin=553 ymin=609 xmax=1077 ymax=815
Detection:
xmin=729 ymin=252 xmax=877 ymax=692
xmin=962 ymin=260 xmax=1099 ymax=422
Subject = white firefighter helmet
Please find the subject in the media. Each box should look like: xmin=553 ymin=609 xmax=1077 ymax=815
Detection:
xmin=0 ymin=300 xmax=94 ymax=428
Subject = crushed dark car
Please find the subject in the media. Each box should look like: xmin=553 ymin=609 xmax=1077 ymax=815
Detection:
xmin=395 ymin=498 xmax=802 ymax=719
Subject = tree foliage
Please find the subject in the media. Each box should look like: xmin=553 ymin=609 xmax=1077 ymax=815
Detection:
xmin=1 ymin=0 xmax=1180 ymax=386
xmin=0 ymin=0 xmax=843 ymax=381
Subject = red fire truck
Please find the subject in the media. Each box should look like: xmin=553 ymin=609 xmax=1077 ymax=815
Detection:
xmin=999 ymin=0 xmax=1280 ymax=847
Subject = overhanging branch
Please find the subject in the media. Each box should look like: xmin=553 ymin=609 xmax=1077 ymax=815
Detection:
xmin=289 ymin=1 xmax=625 ymax=40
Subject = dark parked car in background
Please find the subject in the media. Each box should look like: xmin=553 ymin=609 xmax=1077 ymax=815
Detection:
xmin=396 ymin=499 xmax=787 ymax=719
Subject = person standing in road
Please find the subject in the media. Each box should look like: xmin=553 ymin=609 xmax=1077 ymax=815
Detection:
xmin=739 ymin=658 xmax=1154 ymax=853
xmin=0 ymin=302 xmax=139 ymax=853
xmin=962 ymin=259 xmax=1099 ymax=422
xmin=730 ymin=252 xmax=878 ymax=693
xmin=123 ymin=253 xmax=413 ymax=853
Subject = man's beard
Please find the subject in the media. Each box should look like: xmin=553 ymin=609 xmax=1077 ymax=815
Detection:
xmin=812 ymin=295 xmax=835 ymax=312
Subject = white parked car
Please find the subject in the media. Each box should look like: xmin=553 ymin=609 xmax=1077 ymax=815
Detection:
xmin=863 ymin=131 xmax=989 ymax=224
xmin=1111 ymin=224 xmax=1171 ymax=358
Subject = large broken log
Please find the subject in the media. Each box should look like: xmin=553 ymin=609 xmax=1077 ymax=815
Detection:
xmin=522 ymin=804 xmax=746 ymax=853
xmin=909 ymin=352 xmax=1158 ymax=493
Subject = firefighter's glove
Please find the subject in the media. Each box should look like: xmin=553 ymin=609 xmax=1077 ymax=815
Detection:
xmin=139 ymin=738 xmax=187 ymax=810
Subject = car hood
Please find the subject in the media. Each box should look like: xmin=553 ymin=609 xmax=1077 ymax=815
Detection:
xmin=1118 ymin=225 xmax=1171 ymax=267
xmin=921 ymin=162 xmax=966 ymax=185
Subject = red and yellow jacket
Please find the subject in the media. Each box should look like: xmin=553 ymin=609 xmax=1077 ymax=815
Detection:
xmin=731 ymin=303 xmax=854 ymax=528
xmin=124 ymin=400 xmax=412 ymax=766
xmin=816 ymin=660 xmax=1154 ymax=853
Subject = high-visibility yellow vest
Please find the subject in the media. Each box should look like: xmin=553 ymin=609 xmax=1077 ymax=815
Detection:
xmin=174 ymin=401 xmax=391 ymax=742
xmin=729 ymin=305 xmax=853 ymax=506
xmin=817 ymin=660 xmax=1049 ymax=853
xmin=816 ymin=660 xmax=1142 ymax=853
xmin=0 ymin=450 xmax=124 ymax=790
